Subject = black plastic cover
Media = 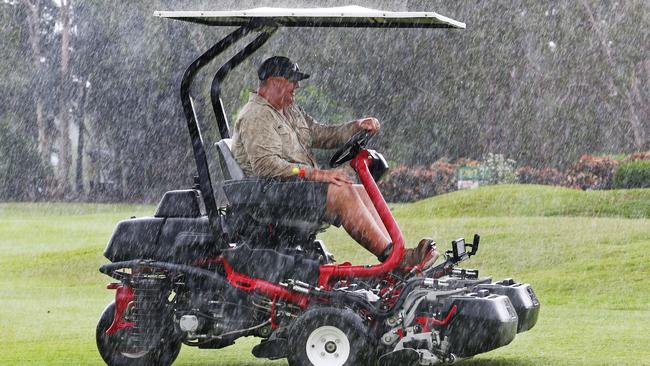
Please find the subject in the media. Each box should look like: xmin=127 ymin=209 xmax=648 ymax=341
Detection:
xmin=104 ymin=216 xmax=219 ymax=263
xmin=155 ymin=189 xmax=205 ymax=218
xmin=368 ymin=149 xmax=389 ymax=182
xmin=434 ymin=294 xmax=518 ymax=357
xmin=158 ymin=217 xmax=220 ymax=262
xmin=221 ymin=244 xmax=320 ymax=285
xmin=104 ymin=217 xmax=165 ymax=262
xmin=475 ymin=280 xmax=540 ymax=333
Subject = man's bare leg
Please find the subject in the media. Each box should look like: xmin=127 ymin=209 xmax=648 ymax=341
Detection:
xmin=325 ymin=184 xmax=390 ymax=256
xmin=325 ymin=183 xmax=438 ymax=269
xmin=354 ymin=185 xmax=390 ymax=239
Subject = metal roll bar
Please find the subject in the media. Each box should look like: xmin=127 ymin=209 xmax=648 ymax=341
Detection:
xmin=180 ymin=24 xmax=275 ymax=242
xmin=210 ymin=28 xmax=277 ymax=139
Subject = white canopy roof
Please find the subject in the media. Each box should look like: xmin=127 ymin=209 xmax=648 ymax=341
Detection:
xmin=154 ymin=5 xmax=465 ymax=29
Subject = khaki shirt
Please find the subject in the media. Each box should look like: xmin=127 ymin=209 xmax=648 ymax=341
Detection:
xmin=231 ymin=93 xmax=360 ymax=178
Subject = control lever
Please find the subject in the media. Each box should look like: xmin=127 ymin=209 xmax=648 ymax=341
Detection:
xmin=467 ymin=234 xmax=480 ymax=257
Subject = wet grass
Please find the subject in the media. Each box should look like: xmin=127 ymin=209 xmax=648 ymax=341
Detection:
xmin=0 ymin=186 xmax=648 ymax=365
xmin=395 ymin=184 xmax=650 ymax=219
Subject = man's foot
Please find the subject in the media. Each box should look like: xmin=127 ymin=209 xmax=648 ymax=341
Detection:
xmin=399 ymin=238 xmax=439 ymax=271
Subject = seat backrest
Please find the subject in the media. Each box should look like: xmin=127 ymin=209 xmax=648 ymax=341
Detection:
xmin=216 ymin=139 xmax=245 ymax=181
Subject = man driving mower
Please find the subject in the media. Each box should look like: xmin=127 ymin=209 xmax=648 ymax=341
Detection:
xmin=231 ymin=56 xmax=439 ymax=270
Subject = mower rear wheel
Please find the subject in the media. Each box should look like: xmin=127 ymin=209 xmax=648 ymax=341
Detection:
xmin=287 ymin=307 xmax=371 ymax=366
xmin=96 ymin=302 xmax=181 ymax=366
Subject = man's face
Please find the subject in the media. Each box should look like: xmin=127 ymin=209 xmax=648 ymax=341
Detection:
xmin=268 ymin=77 xmax=300 ymax=108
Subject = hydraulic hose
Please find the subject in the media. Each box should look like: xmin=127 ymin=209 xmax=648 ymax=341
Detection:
xmin=315 ymin=277 xmax=427 ymax=318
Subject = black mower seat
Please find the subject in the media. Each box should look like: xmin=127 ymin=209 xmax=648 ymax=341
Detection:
xmin=215 ymin=139 xmax=327 ymax=231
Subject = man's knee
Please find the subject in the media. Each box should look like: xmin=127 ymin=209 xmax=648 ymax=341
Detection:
xmin=353 ymin=184 xmax=371 ymax=199
xmin=327 ymin=183 xmax=352 ymax=200
xmin=326 ymin=184 xmax=360 ymax=212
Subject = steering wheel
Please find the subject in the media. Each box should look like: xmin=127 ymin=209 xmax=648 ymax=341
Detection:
xmin=329 ymin=129 xmax=371 ymax=168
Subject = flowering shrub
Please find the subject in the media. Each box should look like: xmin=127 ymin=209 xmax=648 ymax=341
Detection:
xmin=454 ymin=158 xmax=481 ymax=167
xmin=627 ymin=151 xmax=650 ymax=162
xmin=379 ymin=162 xmax=457 ymax=202
xmin=479 ymin=153 xmax=518 ymax=185
xmin=378 ymin=151 xmax=650 ymax=202
xmin=565 ymin=154 xmax=619 ymax=190
xmin=517 ymin=166 xmax=565 ymax=186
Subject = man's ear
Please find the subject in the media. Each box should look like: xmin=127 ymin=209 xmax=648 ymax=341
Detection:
xmin=261 ymin=78 xmax=280 ymax=90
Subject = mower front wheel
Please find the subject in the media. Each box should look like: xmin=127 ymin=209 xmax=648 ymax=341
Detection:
xmin=96 ymin=302 xmax=181 ymax=366
xmin=287 ymin=307 xmax=371 ymax=366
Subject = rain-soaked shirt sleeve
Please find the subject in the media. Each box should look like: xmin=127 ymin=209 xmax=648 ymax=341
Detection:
xmin=302 ymin=109 xmax=360 ymax=149
xmin=238 ymin=111 xmax=310 ymax=178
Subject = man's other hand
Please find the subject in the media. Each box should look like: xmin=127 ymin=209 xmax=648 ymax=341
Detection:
xmin=311 ymin=168 xmax=353 ymax=186
xmin=356 ymin=117 xmax=380 ymax=134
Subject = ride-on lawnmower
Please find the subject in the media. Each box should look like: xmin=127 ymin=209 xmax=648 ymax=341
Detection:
xmin=96 ymin=6 xmax=539 ymax=366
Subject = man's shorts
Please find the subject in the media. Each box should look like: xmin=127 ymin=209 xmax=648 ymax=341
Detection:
xmin=222 ymin=179 xmax=335 ymax=225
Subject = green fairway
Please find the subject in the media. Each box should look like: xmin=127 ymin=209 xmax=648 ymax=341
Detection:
xmin=1 ymin=185 xmax=649 ymax=365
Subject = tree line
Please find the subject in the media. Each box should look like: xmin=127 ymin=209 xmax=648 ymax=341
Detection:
xmin=0 ymin=0 xmax=648 ymax=202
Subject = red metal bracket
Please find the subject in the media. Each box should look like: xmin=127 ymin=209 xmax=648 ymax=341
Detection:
xmin=414 ymin=305 xmax=458 ymax=333
xmin=222 ymin=260 xmax=310 ymax=308
xmin=106 ymin=284 xmax=135 ymax=335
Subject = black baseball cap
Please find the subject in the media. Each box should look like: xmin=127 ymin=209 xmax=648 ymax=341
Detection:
xmin=258 ymin=56 xmax=310 ymax=82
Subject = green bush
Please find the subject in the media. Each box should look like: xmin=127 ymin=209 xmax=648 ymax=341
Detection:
xmin=613 ymin=160 xmax=650 ymax=189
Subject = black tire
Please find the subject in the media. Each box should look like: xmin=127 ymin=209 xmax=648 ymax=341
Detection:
xmin=96 ymin=302 xmax=181 ymax=366
xmin=287 ymin=307 xmax=371 ymax=366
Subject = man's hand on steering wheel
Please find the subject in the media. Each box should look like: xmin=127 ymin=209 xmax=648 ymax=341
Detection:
xmin=310 ymin=168 xmax=353 ymax=186
xmin=356 ymin=117 xmax=380 ymax=134
xmin=329 ymin=118 xmax=379 ymax=168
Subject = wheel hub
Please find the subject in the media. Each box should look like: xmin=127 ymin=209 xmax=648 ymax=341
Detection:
xmin=325 ymin=341 xmax=337 ymax=353
xmin=306 ymin=326 xmax=351 ymax=366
